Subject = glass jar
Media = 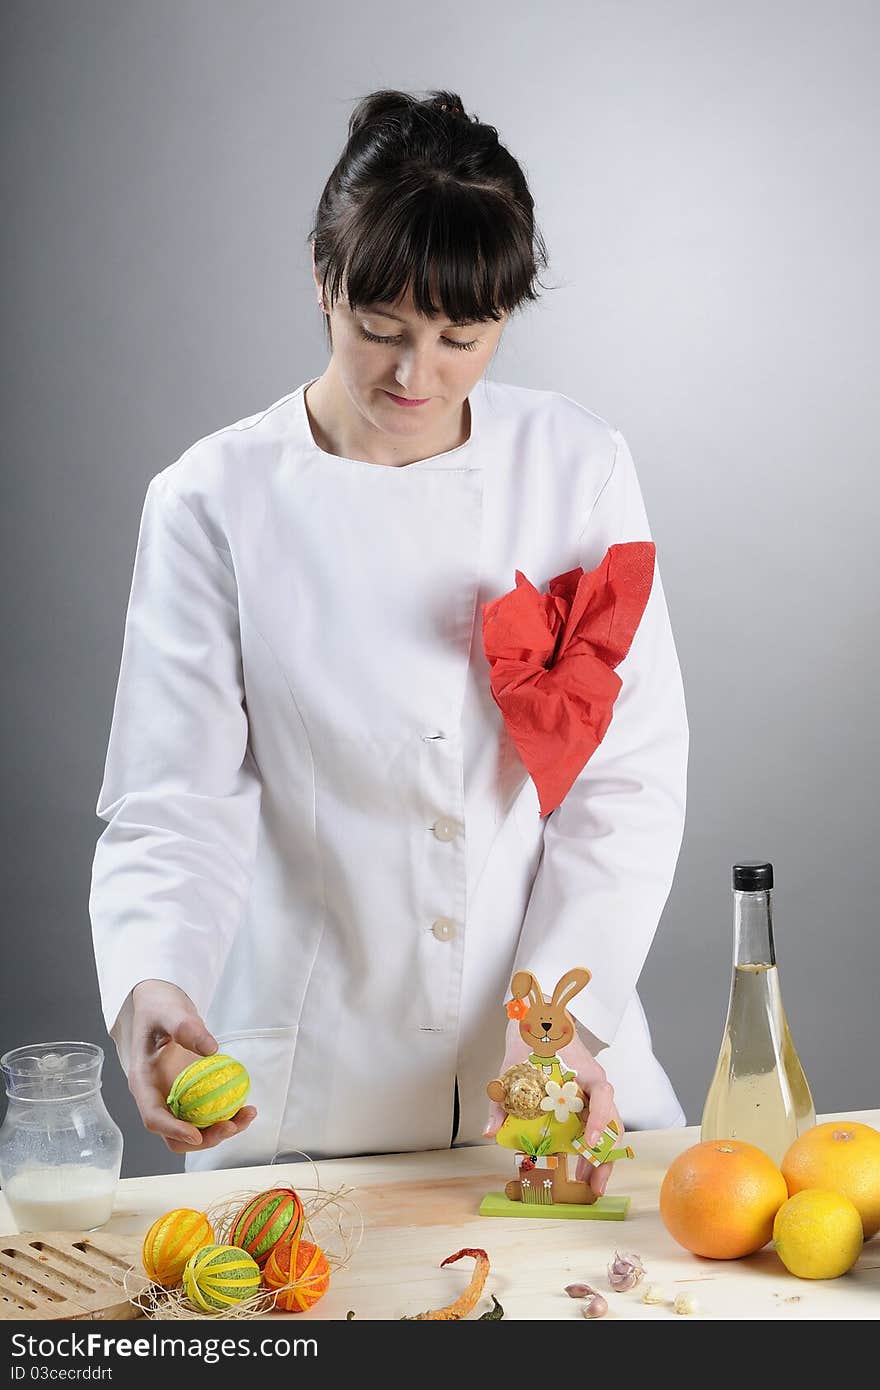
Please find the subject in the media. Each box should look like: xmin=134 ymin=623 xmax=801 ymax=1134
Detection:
xmin=0 ymin=1041 xmax=124 ymax=1232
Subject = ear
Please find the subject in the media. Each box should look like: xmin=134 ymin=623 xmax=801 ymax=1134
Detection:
xmin=510 ymin=971 xmax=543 ymax=1009
xmin=550 ymin=968 xmax=592 ymax=1011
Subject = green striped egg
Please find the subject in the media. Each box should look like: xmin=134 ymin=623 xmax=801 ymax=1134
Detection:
xmin=183 ymin=1244 xmax=261 ymax=1313
xmin=230 ymin=1187 xmax=304 ymax=1267
xmin=166 ymin=1054 xmax=250 ymax=1128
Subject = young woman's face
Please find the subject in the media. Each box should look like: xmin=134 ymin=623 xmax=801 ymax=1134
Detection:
xmin=316 ymin=271 xmax=507 ymax=432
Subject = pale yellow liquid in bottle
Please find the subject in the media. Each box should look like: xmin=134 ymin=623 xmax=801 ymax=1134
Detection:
xmin=700 ymin=962 xmax=815 ymax=1167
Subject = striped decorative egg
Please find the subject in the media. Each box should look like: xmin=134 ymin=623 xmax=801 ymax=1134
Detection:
xmin=182 ymin=1244 xmax=261 ymax=1313
xmin=166 ymin=1054 xmax=250 ymax=1127
xmin=263 ymin=1238 xmax=331 ymax=1313
xmin=229 ymin=1187 xmax=304 ymax=1267
xmin=142 ymin=1208 xmax=215 ymax=1287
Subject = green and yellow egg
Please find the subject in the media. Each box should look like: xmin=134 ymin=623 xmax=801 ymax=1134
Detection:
xmin=182 ymin=1243 xmax=261 ymax=1313
xmin=166 ymin=1054 xmax=250 ymax=1128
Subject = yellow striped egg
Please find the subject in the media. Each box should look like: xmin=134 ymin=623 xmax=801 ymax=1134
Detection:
xmin=142 ymin=1208 xmax=215 ymax=1286
xmin=166 ymin=1054 xmax=250 ymax=1127
xmin=230 ymin=1187 xmax=304 ymax=1267
xmin=183 ymin=1244 xmax=261 ymax=1313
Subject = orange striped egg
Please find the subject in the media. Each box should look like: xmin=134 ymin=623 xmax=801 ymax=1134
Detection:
xmin=183 ymin=1244 xmax=261 ymax=1313
xmin=229 ymin=1186 xmax=304 ymax=1267
xmin=264 ymin=1238 xmax=330 ymax=1313
xmin=142 ymin=1208 xmax=215 ymax=1287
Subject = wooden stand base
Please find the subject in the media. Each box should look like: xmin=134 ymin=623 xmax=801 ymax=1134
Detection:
xmin=479 ymin=1192 xmax=631 ymax=1220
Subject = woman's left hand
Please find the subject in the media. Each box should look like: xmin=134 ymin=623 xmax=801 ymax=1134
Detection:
xmin=483 ymin=1016 xmax=623 ymax=1197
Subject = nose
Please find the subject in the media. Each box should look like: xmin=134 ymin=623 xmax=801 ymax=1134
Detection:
xmin=541 ymin=1021 xmax=552 ymax=1033
xmin=393 ymin=346 xmax=438 ymax=397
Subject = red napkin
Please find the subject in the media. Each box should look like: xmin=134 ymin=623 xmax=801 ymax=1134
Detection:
xmin=481 ymin=542 xmax=656 ymax=817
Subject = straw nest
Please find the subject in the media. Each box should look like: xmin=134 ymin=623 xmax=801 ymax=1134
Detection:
xmin=122 ymin=1152 xmax=364 ymax=1320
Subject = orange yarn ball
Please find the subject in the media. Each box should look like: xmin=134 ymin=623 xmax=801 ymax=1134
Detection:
xmin=263 ymin=1238 xmax=330 ymax=1313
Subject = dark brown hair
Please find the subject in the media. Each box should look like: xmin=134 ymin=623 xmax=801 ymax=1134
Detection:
xmin=308 ymin=88 xmax=549 ymax=349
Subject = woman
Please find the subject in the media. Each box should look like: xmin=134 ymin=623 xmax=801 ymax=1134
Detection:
xmin=89 ymin=88 xmax=689 ymax=1193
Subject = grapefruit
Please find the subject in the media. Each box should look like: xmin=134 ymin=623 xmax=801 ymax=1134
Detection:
xmin=660 ymin=1139 xmax=787 ymax=1259
xmin=781 ymin=1120 xmax=880 ymax=1239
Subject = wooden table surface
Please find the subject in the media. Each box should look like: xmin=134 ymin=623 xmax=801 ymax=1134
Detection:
xmin=2 ymin=1109 xmax=878 ymax=1321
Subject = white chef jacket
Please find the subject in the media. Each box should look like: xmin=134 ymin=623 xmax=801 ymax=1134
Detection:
xmin=89 ymin=375 xmax=690 ymax=1174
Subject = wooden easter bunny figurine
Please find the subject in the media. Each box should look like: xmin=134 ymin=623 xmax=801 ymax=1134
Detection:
xmin=486 ymin=967 xmax=633 ymax=1208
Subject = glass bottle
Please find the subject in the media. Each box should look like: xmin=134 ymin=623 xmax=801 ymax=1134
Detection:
xmin=0 ymin=1041 xmax=124 ymax=1232
xmin=700 ymin=862 xmax=815 ymax=1166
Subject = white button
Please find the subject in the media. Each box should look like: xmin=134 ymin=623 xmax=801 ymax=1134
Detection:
xmin=432 ymin=817 xmax=461 ymax=842
xmin=431 ymin=917 xmax=458 ymax=941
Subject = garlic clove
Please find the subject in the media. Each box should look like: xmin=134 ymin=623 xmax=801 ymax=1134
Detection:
xmin=565 ymin=1282 xmax=597 ymax=1299
xmin=641 ymin=1283 xmax=668 ymax=1304
xmin=582 ymin=1293 xmax=608 ymax=1318
xmin=607 ymin=1250 xmax=646 ymax=1291
xmin=673 ymin=1293 xmax=699 ymax=1316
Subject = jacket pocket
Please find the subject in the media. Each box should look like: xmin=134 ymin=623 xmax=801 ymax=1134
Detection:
xmin=183 ymin=1025 xmax=298 ymax=1173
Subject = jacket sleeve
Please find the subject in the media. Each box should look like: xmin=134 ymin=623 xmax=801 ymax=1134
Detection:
xmin=88 ymin=472 xmax=262 ymax=1074
xmin=512 ymin=427 xmax=689 ymax=1052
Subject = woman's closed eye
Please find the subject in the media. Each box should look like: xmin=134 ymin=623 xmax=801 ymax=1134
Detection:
xmin=358 ymin=327 xmax=479 ymax=352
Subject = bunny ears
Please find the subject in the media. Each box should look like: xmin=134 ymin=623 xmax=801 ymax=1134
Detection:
xmin=505 ymin=968 xmax=592 ymax=1018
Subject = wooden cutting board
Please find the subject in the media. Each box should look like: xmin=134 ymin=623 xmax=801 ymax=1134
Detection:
xmin=0 ymin=1230 xmax=148 ymax=1320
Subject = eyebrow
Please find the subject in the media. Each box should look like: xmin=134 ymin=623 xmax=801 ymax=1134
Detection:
xmin=362 ymin=303 xmax=476 ymax=328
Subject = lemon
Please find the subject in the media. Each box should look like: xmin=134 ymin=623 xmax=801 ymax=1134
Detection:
xmin=773 ymin=1189 xmax=863 ymax=1279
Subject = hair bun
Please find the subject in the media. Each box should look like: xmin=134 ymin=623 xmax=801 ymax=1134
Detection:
xmin=433 ymin=93 xmax=468 ymax=119
xmin=347 ymin=89 xmax=470 ymax=141
xmin=347 ymin=90 xmax=412 ymax=140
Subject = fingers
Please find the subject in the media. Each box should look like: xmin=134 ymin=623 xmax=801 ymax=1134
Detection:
xmin=125 ymin=986 xmax=255 ymax=1154
xmin=573 ymin=1154 xmax=613 ymax=1196
xmin=129 ymin=982 xmax=216 ymax=1057
xmin=131 ymin=1078 xmax=206 ymax=1150
xmin=582 ymin=1080 xmax=615 ymax=1144
xmin=589 ymin=1159 xmax=614 ymax=1198
xmin=171 ymin=1016 xmax=218 ymax=1056
xmin=482 ymin=1100 xmax=506 ymax=1138
xmin=132 ymin=1071 xmax=258 ymax=1154
xmin=163 ymin=1106 xmax=258 ymax=1156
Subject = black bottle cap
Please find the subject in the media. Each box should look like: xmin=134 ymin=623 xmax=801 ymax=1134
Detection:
xmin=733 ymin=861 xmax=773 ymax=891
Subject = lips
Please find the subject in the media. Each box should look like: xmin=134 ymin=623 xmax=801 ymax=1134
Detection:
xmin=384 ymin=390 xmax=429 ymax=406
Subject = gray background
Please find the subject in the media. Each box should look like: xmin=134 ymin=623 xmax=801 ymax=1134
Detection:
xmin=2 ymin=1 xmax=877 ymax=1179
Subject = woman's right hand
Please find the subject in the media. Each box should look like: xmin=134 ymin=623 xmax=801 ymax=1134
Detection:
xmin=127 ymin=980 xmax=257 ymax=1155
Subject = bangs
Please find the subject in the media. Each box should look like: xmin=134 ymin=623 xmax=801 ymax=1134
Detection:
xmin=321 ymin=180 xmax=535 ymax=326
